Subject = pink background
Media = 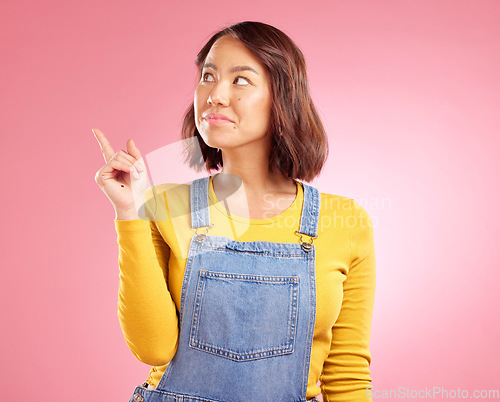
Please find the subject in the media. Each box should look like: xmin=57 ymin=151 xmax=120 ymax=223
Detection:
xmin=2 ymin=0 xmax=499 ymax=400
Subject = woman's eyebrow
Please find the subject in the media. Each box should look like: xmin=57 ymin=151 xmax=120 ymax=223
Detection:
xmin=202 ymin=62 xmax=260 ymax=75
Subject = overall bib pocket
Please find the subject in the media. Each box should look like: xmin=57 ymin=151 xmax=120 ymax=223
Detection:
xmin=189 ymin=270 xmax=299 ymax=361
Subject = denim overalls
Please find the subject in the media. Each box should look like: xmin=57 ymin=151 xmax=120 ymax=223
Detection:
xmin=129 ymin=176 xmax=321 ymax=402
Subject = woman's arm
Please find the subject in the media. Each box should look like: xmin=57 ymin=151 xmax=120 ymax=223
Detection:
xmin=114 ymin=185 xmax=179 ymax=366
xmin=320 ymin=199 xmax=376 ymax=401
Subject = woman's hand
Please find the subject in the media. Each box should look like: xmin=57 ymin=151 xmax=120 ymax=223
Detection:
xmin=93 ymin=128 xmax=149 ymax=218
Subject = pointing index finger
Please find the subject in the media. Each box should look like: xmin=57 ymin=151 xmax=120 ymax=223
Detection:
xmin=92 ymin=128 xmax=115 ymax=163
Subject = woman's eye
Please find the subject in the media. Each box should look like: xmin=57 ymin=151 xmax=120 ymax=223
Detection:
xmin=201 ymin=73 xmax=250 ymax=85
xmin=234 ymin=76 xmax=250 ymax=85
xmin=202 ymin=72 xmax=214 ymax=82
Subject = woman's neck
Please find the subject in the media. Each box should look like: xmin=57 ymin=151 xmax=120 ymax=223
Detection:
xmin=213 ymin=168 xmax=296 ymax=198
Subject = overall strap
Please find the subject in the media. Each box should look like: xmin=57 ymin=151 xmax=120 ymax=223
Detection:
xmin=190 ymin=176 xmax=211 ymax=229
xmin=297 ymin=183 xmax=321 ymax=238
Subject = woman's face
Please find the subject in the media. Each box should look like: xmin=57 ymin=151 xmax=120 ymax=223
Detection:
xmin=194 ymin=35 xmax=273 ymax=152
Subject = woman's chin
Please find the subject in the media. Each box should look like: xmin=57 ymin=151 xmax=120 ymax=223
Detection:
xmin=199 ymin=134 xmax=235 ymax=150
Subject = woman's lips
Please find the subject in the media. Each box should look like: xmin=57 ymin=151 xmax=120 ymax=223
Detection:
xmin=205 ymin=117 xmax=234 ymax=125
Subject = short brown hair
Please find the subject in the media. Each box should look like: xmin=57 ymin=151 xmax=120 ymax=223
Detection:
xmin=181 ymin=21 xmax=329 ymax=182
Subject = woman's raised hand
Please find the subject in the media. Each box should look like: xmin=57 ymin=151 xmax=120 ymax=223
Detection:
xmin=93 ymin=128 xmax=149 ymax=219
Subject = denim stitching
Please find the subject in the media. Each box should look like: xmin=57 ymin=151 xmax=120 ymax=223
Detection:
xmin=191 ymin=177 xmax=211 ymax=229
xmin=287 ymin=278 xmax=299 ymax=353
xmin=299 ymin=185 xmax=320 ymax=239
xmin=188 ymin=270 xmax=299 ymax=361
xmin=302 ymin=250 xmax=317 ymax=396
xmin=178 ymin=236 xmax=198 ymax=327
xmin=193 ymin=245 xmax=308 ymax=259
xmin=131 ymin=385 xmax=220 ymax=401
xmin=200 ymin=270 xmax=300 ymax=282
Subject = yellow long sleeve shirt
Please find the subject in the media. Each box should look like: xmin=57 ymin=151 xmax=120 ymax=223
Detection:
xmin=114 ymin=175 xmax=376 ymax=401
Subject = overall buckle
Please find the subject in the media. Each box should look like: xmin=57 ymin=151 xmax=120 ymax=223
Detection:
xmin=194 ymin=224 xmax=214 ymax=243
xmin=294 ymin=231 xmax=317 ymax=252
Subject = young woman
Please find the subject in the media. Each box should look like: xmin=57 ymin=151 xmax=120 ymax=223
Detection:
xmin=94 ymin=21 xmax=376 ymax=402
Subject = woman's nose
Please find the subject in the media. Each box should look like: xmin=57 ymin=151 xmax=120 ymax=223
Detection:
xmin=207 ymin=82 xmax=230 ymax=106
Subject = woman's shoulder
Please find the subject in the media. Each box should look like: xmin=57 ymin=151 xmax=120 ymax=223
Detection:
xmin=316 ymin=189 xmax=353 ymax=213
xmin=315 ymin=190 xmax=374 ymax=237
xmin=146 ymin=181 xmax=191 ymax=199
xmin=316 ymin=188 xmax=371 ymax=220
xmin=146 ymin=175 xmax=213 ymax=196
xmin=142 ymin=182 xmax=192 ymax=222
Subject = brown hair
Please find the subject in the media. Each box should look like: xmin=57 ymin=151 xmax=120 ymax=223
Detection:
xmin=181 ymin=21 xmax=329 ymax=182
